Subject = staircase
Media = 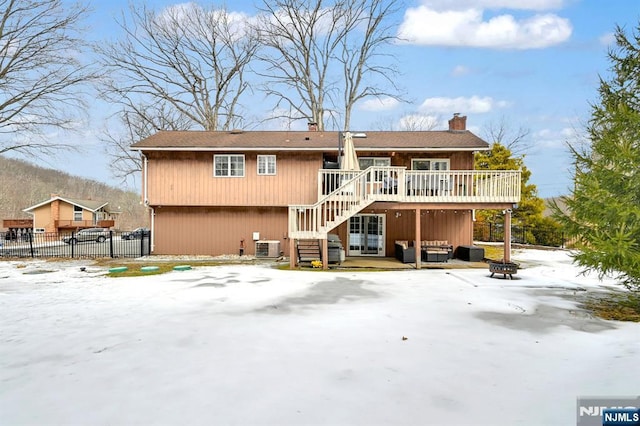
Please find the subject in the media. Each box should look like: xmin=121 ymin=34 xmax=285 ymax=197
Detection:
xmin=288 ymin=168 xmax=375 ymax=240
xmin=296 ymin=239 xmax=321 ymax=264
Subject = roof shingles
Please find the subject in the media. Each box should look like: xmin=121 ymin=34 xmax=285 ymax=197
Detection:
xmin=131 ymin=130 xmax=489 ymax=151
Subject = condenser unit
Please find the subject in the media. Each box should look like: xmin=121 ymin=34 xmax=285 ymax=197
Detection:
xmin=255 ymin=240 xmax=281 ymax=258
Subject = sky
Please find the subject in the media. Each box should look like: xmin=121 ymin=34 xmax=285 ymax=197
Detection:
xmin=12 ymin=0 xmax=640 ymax=198
xmin=1 ymin=248 xmax=639 ymax=425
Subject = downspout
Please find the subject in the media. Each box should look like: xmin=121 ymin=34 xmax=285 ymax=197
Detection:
xmin=150 ymin=207 xmax=155 ymax=253
xmin=142 ymin=153 xmax=149 ymax=207
xmin=142 ymin=153 xmax=154 ymax=253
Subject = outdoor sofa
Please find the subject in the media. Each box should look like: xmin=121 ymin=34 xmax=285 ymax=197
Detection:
xmin=420 ymin=240 xmax=453 ymax=263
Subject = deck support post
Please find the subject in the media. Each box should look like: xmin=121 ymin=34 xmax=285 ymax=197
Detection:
xmin=504 ymin=209 xmax=512 ymax=263
xmin=289 ymin=238 xmax=296 ymax=269
xmin=415 ymin=207 xmax=421 ymax=270
xmin=321 ymin=238 xmax=329 ymax=270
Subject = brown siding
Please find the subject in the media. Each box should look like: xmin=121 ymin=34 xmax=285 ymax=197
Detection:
xmin=361 ymin=151 xmax=473 ymax=169
xmin=146 ymin=150 xmax=476 ymax=208
xmin=146 ymin=151 xmax=322 ymax=207
xmin=33 ymin=205 xmax=50 ymax=230
xmin=153 ymin=206 xmax=289 ymax=256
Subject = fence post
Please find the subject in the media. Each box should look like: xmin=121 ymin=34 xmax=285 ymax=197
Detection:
xmin=109 ymin=230 xmax=114 ymax=258
xmin=28 ymin=232 xmax=34 ymax=258
xmin=71 ymin=231 xmax=75 ymax=259
xmin=140 ymin=233 xmax=144 ymax=257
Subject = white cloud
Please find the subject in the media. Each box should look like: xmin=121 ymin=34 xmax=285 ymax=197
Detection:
xmin=533 ymin=127 xmax=577 ymax=148
xmin=398 ymin=113 xmax=440 ymax=130
xmin=419 ymin=96 xmax=506 ymax=114
xmin=451 ymin=65 xmax=472 ymax=77
xmin=359 ymin=97 xmax=401 ymax=112
xmin=398 ymin=5 xmax=572 ymax=49
xmin=423 ymin=0 xmax=566 ymax=11
xmin=599 ymin=31 xmax=616 ymax=46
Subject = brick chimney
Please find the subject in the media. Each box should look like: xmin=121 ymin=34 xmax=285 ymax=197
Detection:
xmin=308 ymin=122 xmax=318 ymax=132
xmin=448 ymin=113 xmax=467 ymax=131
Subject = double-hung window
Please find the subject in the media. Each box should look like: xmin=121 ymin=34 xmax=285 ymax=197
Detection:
xmin=411 ymin=158 xmax=449 ymax=171
xmin=411 ymin=158 xmax=451 ymax=195
xmin=214 ymin=155 xmax=245 ymax=177
xmin=74 ymin=205 xmax=83 ymax=221
xmin=358 ymin=157 xmax=391 ymax=182
xmin=257 ymin=155 xmax=276 ymax=175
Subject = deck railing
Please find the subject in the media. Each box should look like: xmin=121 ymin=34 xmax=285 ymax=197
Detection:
xmin=291 ymin=167 xmax=521 ymax=239
xmin=318 ymin=167 xmax=521 ymax=203
xmin=55 ymin=220 xmax=115 ymax=228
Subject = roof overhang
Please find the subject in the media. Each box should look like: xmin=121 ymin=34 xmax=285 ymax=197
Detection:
xmin=130 ymin=146 xmax=489 ymax=152
xmin=23 ymin=196 xmax=108 ymax=213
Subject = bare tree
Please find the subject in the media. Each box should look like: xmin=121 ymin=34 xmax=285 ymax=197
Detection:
xmin=0 ymin=0 xmax=94 ymax=156
xmin=256 ymin=0 xmax=402 ymax=131
xmin=340 ymin=0 xmax=403 ymax=130
xmin=103 ymin=103 xmax=193 ymax=184
xmin=370 ymin=112 xmax=440 ymax=131
xmin=482 ymin=116 xmax=531 ymax=155
xmin=96 ymin=3 xmax=259 ymax=131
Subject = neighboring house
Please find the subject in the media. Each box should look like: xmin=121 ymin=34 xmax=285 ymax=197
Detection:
xmin=131 ymin=114 xmax=521 ymax=268
xmin=22 ymin=195 xmax=119 ymax=234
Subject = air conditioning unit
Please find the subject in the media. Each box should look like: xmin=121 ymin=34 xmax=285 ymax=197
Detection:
xmin=255 ymin=240 xmax=281 ymax=258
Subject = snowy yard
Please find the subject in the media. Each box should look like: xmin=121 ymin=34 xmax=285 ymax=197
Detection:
xmin=0 ymin=249 xmax=638 ymax=425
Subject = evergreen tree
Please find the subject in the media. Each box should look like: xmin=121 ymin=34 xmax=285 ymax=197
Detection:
xmin=552 ymin=24 xmax=640 ymax=290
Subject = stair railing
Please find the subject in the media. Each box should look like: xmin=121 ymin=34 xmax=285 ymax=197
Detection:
xmin=289 ymin=167 xmax=376 ymax=239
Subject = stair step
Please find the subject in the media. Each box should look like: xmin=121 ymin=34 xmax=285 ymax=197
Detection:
xmin=297 ymin=239 xmax=321 ymax=263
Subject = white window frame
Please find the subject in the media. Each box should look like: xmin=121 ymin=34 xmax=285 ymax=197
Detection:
xmin=358 ymin=157 xmax=391 ymax=169
xmin=214 ymin=154 xmax=245 ymax=177
xmin=411 ymin=158 xmax=449 ymax=171
xmin=257 ymin=155 xmax=276 ymax=175
xmin=73 ymin=205 xmax=83 ymax=221
xmin=358 ymin=157 xmax=391 ymax=182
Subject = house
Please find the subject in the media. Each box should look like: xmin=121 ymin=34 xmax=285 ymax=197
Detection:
xmin=130 ymin=114 xmax=521 ymax=269
xmin=22 ymin=195 xmax=119 ymax=234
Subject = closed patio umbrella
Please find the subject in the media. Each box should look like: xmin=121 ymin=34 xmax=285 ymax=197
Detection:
xmin=340 ymin=132 xmax=360 ymax=171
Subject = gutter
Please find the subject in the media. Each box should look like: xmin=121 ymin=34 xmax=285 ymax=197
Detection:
xmin=130 ymin=146 xmax=489 ymax=152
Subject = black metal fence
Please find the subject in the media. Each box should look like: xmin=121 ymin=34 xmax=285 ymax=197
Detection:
xmin=0 ymin=230 xmax=151 ymax=259
xmin=474 ymin=223 xmax=567 ymax=248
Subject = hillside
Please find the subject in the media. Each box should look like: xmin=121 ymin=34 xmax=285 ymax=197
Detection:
xmin=0 ymin=156 xmax=147 ymax=230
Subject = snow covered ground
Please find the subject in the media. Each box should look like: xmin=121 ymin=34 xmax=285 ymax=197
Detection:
xmin=0 ymin=249 xmax=638 ymax=425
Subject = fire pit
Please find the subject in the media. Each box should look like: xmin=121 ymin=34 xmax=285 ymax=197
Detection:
xmin=489 ymin=261 xmax=519 ymax=279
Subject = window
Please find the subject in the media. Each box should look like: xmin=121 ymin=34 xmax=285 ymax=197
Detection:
xmin=412 ymin=158 xmax=449 ymax=170
xmin=257 ymin=155 xmax=276 ymax=175
xmin=214 ymin=155 xmax=245 ymax=177
xmin=411 ymin=158 xmax=451 ymax=195
xmin=74 ymin=205 xmax=83 ymax=221
xmin=358 ymin=157 xmax=391 ymax=182
xmin=358 ymin=157 xmax=391 ymax=169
